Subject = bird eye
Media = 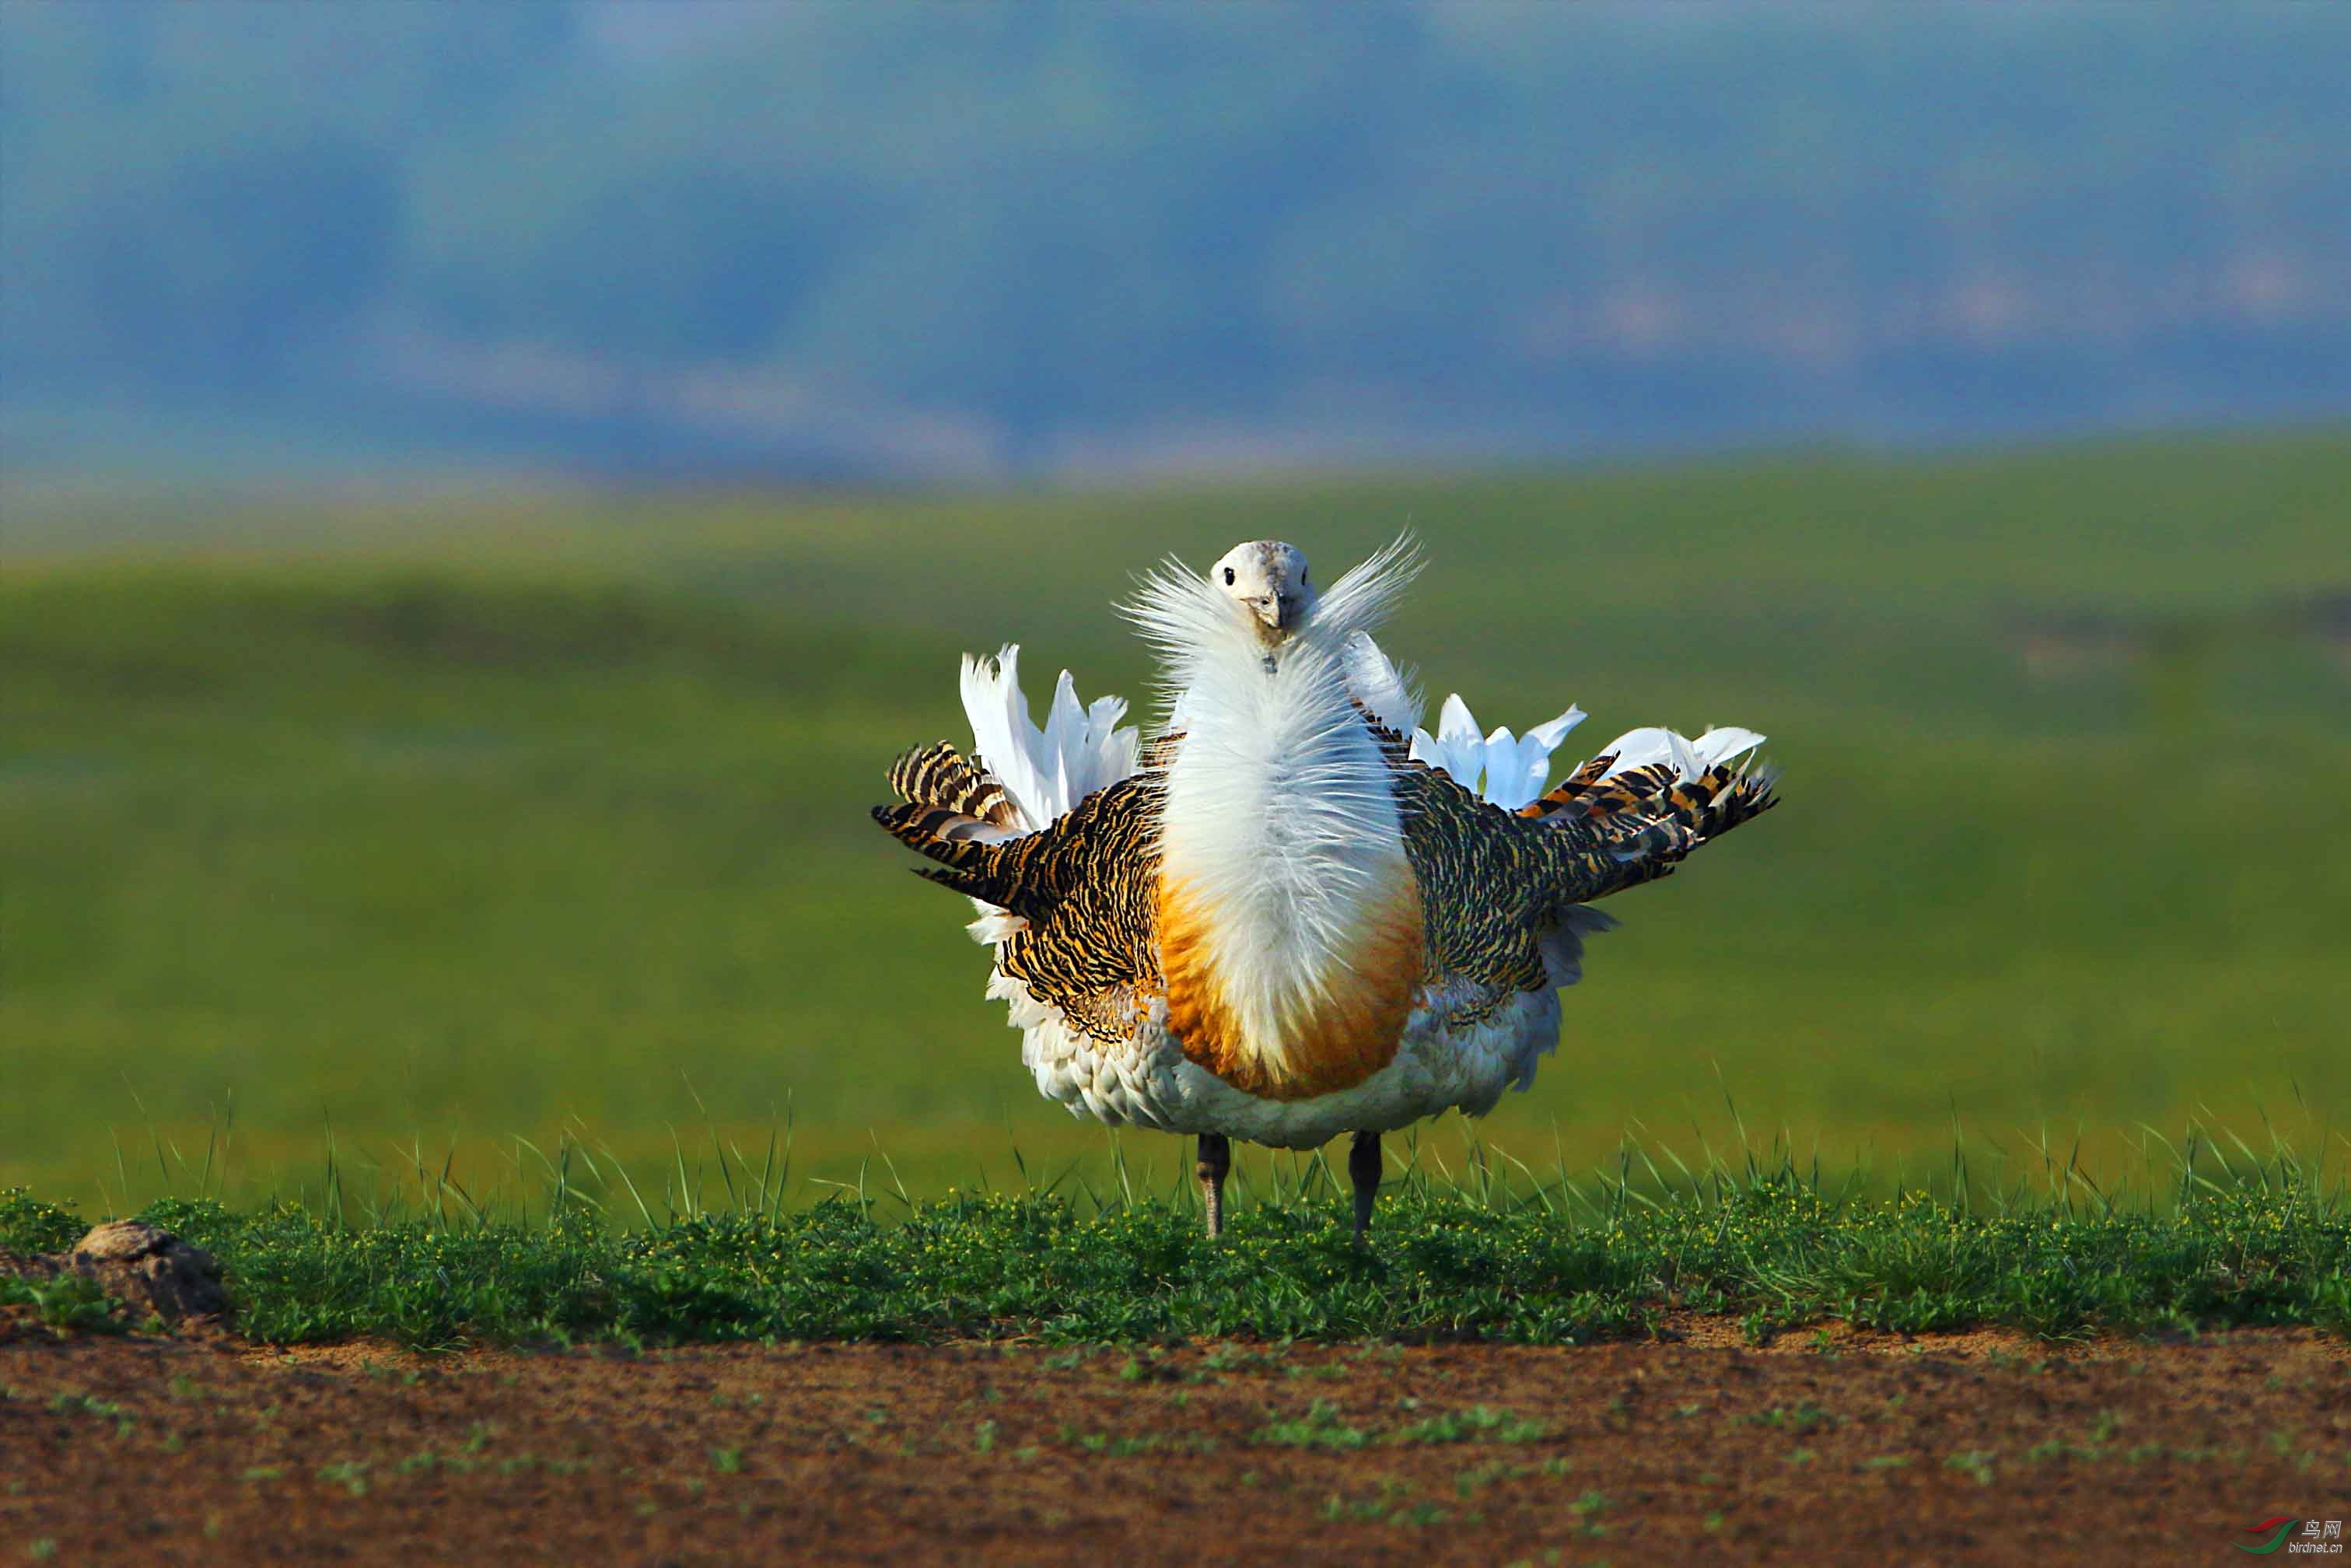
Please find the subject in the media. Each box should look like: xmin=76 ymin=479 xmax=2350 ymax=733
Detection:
xmin=1300 ymin=569 xmax=1307 ymax=584
xmin=1224 ymin=568 xmax=1236 ymax=585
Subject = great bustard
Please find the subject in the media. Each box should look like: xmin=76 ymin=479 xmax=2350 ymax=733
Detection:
xmin=873 ymin=537 xmax=1778 ymax=1238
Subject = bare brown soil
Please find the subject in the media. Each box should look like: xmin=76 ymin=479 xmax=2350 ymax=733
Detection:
xmin=4 ymin=1320 xmax=2346 ymax=1565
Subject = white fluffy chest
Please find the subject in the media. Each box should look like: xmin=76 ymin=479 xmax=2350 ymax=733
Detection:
xmin=1155 ymin=630 xmax=1421 ymax=1097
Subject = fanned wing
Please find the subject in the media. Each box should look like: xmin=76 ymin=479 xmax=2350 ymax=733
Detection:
xmin=873 ymin=769 xmax=1165 ymax=1041
xmin=1375 ymin=720 xmax=1777 ymax=1022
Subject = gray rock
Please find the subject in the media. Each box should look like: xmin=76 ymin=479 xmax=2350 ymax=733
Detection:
xmin=9 ymin=1221 xmax=230 ymax=1324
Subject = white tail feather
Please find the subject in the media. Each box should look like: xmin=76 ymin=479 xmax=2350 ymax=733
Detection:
xmin=1694 ymin=726 xmax=1767 ymax=765
xmin=957 ymin=644 xmax=1139 ymax=831
xmin=1586 ymin=723 xmax=1768 ymax=782
xmin=1408 ymin=692 xmax=1588 ymax=810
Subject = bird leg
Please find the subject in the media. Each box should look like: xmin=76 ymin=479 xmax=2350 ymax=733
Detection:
xmin=1349 ymin=1131 xmax=1381 ymax=1242
xmin=1196 ymin=1132 xmax=1231 ymax=1238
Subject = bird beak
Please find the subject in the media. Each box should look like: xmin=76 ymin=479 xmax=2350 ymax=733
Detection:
xmin=1250 ymin=594 xmax=1301 ymax=632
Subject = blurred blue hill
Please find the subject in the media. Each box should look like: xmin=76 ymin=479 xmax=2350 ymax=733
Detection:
xmin=4 ymin=2 xmax=2347 ymax=482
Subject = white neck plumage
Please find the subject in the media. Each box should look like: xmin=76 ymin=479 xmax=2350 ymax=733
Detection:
xmin=1124 ymin=541 xmax=1427 ymax=1097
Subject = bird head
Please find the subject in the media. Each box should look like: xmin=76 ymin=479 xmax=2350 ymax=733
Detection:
xmin=1210 ymin=540 xmax=1315 ymax=643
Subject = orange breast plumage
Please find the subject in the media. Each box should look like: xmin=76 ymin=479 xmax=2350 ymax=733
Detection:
xmin=1157 ymin=873 xmax=1425 ymax=1101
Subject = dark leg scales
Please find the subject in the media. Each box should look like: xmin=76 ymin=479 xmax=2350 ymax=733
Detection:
xmin=1349 ymin=1131 xmax=1380 ymax=1242
xmin=1196 ymin=1132 xmax=1231 ymax=1238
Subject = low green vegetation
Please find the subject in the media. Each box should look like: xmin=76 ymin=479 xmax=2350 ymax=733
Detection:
xmin=5 ymin=432 xmax=2349 ymax=1209
xmin=5 ymin=1130 xmax=2344 ymax=1349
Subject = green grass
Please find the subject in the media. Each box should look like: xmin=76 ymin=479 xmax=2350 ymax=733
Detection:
xmin=4 ymin=429 xmax=2349 ymax=1209
xmin=3 ymin=1129 xmax=2344 ymax=1349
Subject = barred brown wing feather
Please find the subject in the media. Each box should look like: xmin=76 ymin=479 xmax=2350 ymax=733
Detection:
xmin=871 ymin=772 xmax=1165 ymax=1042
xmin=1515 ymin=752 xmax=1615 ymax=818
xmin=885 ymin=740 xmax=1020 ymax=838
xmin=1388 ymin=737 xmax=1777 ymax=1021
xmin=1392 ymin=764 xmax=1555 ymax=1022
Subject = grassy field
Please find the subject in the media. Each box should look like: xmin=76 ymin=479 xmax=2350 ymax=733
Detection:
xmin=5 ymin=429 xmax=2349 ymax=1214
xmin=8 ymin=1154 xmax=2347 ymax=1346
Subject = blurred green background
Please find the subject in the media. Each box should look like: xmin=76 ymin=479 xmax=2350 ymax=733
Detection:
xmin=8 ymin=430 xmax=2347 ymax=1209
